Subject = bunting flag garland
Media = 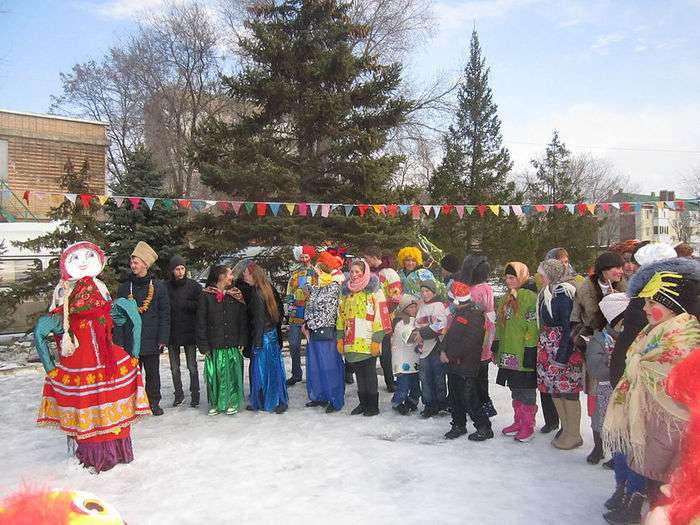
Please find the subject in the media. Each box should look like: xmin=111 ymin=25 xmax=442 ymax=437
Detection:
xmin=4 ymin=188 xmax=698 ymax=223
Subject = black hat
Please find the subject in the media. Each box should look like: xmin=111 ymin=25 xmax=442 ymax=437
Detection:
xmin=440 ymin=254 xmax=460 ymax=274
xmin=594 ymin=251 xmax=625 ymax=276
xmin=168 ymin=255 xmax=186 ymax=272
xmin=461 ymin=254 xmax=490 ymax=285
xmin=630 ymin=257 xmax=700 ymax=315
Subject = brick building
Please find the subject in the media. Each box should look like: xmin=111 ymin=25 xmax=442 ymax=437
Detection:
xmin=0 ymin=109 xmax=108 ymax=221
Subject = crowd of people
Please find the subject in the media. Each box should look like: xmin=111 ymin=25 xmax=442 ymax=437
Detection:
xmin=32 ymin=238 xmax=700 ymax=525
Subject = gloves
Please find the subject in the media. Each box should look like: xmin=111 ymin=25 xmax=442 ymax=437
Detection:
xmin=336 ymin=340 xmax=344 ymax=354
xmin=370 ymin=342 xmax=381 ymax=356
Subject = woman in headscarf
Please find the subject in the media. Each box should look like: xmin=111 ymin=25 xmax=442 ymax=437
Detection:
xmin=602 ymin=257 xmax=700 ymax=524
xmin=243 ymin=262 xmax=289 ymax=414
xmin=303 ymin=251 xmax=346 ymax=413
xmin=336 ymin=259 xmax=392 ymax=416
xmin=535 ymin=259 xmax=582 ymax=449
xmin=493 ymin=262 xmax=539 ymax=442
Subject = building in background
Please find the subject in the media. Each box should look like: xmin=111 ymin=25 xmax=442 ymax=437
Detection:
xmin=598 ymin=190 xmax=700 ymax=252
xmin=0 ymin=109 xmax=108 ymax=221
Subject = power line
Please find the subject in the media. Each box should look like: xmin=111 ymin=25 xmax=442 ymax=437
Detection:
xmin=504 ymin=140 xmax=700 ymax=154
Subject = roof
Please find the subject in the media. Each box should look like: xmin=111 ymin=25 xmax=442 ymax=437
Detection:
xmin=0 ymin=108 xmax=108 ymax=127
xmin=608 ymin=191 xmax=658 ymax=202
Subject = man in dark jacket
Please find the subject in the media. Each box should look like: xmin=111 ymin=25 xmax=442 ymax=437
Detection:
xmin=115 ymin=241 xmax=170 ymax=416
xmin=167 ymin=255 xmax=202 ymax=408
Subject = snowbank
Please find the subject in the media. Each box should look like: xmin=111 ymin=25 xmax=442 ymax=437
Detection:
xmin=0 ymin=356 xmax=612 ymax=524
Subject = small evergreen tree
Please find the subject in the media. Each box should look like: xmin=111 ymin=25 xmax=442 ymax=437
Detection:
xmin=103 ymin=145 xmax=189 ymax=279
xmin=527 ymin=131 xmax=598 ymax=269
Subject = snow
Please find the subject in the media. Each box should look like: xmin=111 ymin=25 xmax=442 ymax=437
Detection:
xmin=1 ymin=356 xmax=613 ymax=524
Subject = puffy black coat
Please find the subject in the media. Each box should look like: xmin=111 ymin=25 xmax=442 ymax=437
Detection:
xmin=196 ymin=290 xmax=248 ymax=354
xmin=167 ymin=277 xmax=202 ymax=346
xmin=115 ymin=273 xmax=170 ymax=356
xmin=248 ymin=287 xmax=284 ymax=349
xmin=442 ymin=302 xmax=485 ymax=378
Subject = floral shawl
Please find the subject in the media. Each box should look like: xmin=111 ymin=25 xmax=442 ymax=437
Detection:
xmin=603 ymin=312 xmax=700 ymax=468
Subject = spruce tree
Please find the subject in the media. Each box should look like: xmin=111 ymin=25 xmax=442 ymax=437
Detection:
xmin=427 ymin=30 xmax=522 ymax=267
xmin=527 ymin=131 xmax=598 ymax=269
xmin=103 ymin=145 xmax=189 ymax=279
xmin=191 ymin=0 xmax=414 ymax=252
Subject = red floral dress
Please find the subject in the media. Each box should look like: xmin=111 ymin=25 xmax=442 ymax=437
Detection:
xmin=37 ymin=277 xmax=150 ymax=443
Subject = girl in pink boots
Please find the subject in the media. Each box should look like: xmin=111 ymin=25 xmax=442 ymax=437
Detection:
xmin=493 ymin=262 xmax=539 ymax=442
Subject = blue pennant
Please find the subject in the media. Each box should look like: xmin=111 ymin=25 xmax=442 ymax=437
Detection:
xmin=343 ymin=205 xmax=353 ymax=216
xmin=269 ymin=202 xmax=281 ymax=216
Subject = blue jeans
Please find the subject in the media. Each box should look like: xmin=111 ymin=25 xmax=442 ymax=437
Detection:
xmin=392 ymin=373 xmax=420 ymax=408
xmin=420 ymin=350 xmax=447 ymax=409
xmin=613 ymin=452 xmax=647 ymax=494
xmin=287 ymin=324 xmax=304 ymax=380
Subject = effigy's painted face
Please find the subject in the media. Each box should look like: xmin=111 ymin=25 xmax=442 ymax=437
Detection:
xmin=65 ymin=247 xmax=103 ymax=279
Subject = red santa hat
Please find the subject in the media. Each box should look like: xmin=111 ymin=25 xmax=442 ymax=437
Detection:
xmin=292 ymin=245 xmax=317 ymax=261
xmin=448 ymin=280 xmax=471 ymax=304
xmin=59 ymin=241 xmax=106 ymax=280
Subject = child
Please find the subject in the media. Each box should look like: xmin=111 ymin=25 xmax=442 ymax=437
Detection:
xmin=586 ymin=293 xmax=629 ymax=462
xmin=391 ymin=295 xmax=421 ymax=415
xmin=414 ymin=279 xmax=448 ymax=418
xmin=440 ymin=280 xmax=493 ymax=441
xmin=493 ymin=262 xmax=539 ymax=442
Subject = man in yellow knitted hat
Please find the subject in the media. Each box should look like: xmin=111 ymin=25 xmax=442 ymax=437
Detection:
xmin=114 ymin=241 xmax=171 ymax=415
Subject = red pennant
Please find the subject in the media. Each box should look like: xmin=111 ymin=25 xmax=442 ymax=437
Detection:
xmin=554 ymin=203 xmax=565 ymax=210
xmin=577 ymin=203 xmax=587 ymax=216
xmin=411 ymin=205 xmax=421 ymax=219
xmin=178 ymin=199 xmax=191 ymax=209
xmin=128 ymin=197 xmax=141 ymax=209
xmin=387 ymin=204 xmax=398 ymax=217
xmin=621 ymin=202 xmax=632 ymax=212
xmin=256 ymin=202 xmax=267 ymax=216
xmin=217 ymin=201 xmax=229 ymax=212
xmin=79 ymin=194 xmax=93 ymax=208
xmin=441 ymin=204 xmax=453 ymax=216
xmin=477 ymin=204 xmax=486 ymax=217
xmin=358 ymin=204 xmax=369 ymax=217
xmin=601 ymin=203 xmax=610 ymax=213
xmin=22 ymin=191 xmax=30 ymax=203
xmin=676 ymin=200 xmax=685 ymax=211
xmin=298 ymin=202 xmax=308 ymax=216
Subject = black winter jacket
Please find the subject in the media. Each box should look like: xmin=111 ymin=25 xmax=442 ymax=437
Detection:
xmin=442 ymin=302 xmax=485 ymax=378
xmin=196 ymin=290 xmax=248 ymax=354
xmin=609 ymin=297 xmax=646 ymax=387
xmin=167 ymin=277 xmax=202 ymax=346
xmin=249 ymin=287 xmax=284 ymax=349
xmin=115 ymin=273 xmax=170 ymax=356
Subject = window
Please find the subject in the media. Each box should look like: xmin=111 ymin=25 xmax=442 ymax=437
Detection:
xmin=653 ymin=226 xmax=669 ymax=235
xmin=0 ymin=139 xmax=8 ymax=181
xmin=0 ymin=258 xmax=42 ymax=284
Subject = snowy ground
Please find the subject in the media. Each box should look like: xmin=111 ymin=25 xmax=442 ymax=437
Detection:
xmin=1 ymin=355 xmax=613 ymax=524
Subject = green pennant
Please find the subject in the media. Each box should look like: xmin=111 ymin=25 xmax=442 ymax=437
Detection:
xmin=244 ymin=201 xmax=255 ymax=214
xmin=465 ymin=205 xmax=475 ymax=215
xmin=162 ymin=198 xmax=174 ymax=209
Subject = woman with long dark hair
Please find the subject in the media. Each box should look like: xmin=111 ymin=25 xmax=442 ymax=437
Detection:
xmin=197 ymin=265 xmax=248 ymax=416
xmin=243 ymin=262 xmax=289 ymax=414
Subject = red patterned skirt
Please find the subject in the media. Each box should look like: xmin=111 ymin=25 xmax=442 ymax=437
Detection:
xmin=536 ymin=325 xmax=584 ymax=394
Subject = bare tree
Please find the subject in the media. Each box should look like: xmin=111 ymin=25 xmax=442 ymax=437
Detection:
xmin=51 ymin=50 xmax=144 ymax=183
xmin=52 ymin=1 xmax=228 ymax=196
xmin=684 ymin=165 xmax=700 ymax=197
xmin=673 ymin=210 xmax=696 ymax=244
xmin=567 ymin=153 xmax=629 ymax=202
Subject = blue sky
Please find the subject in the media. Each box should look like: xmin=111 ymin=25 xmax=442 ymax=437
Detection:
xmin=1 ymin=0 xmax=699 ymax=196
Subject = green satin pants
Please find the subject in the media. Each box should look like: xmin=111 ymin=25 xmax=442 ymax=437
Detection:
xmin=204 ymin=347 xmax=244 ymax=413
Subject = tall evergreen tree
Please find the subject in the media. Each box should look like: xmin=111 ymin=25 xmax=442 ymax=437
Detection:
xmin=191 ymin=0 xmax=415 ymax=253
xmin=103 ymin=145 xmax=189 ymax=279
xmin=427 ymin=29 xmax=522 ymax=266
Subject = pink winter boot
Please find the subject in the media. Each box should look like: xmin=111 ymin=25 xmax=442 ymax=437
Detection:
xmin=502 ymin=400 xmax=522 ymax=436
xmin=515 ymin=404 xmax=538 ymax=442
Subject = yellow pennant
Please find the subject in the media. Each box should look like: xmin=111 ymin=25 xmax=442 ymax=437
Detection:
xmin=586 ymin=203 xmax=596 ymax=215
xmin=372 ymin=204 xmax=384 ymax=215
xmin=97 ymin=195 xmax=109 ymax=206
xmin=656 ymin=201 xmax=665 ymax=209
xmin=285 ymin=203 xmax=296 ymax=215
xmin=488 ymin=205 xmax=500 ymax=216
